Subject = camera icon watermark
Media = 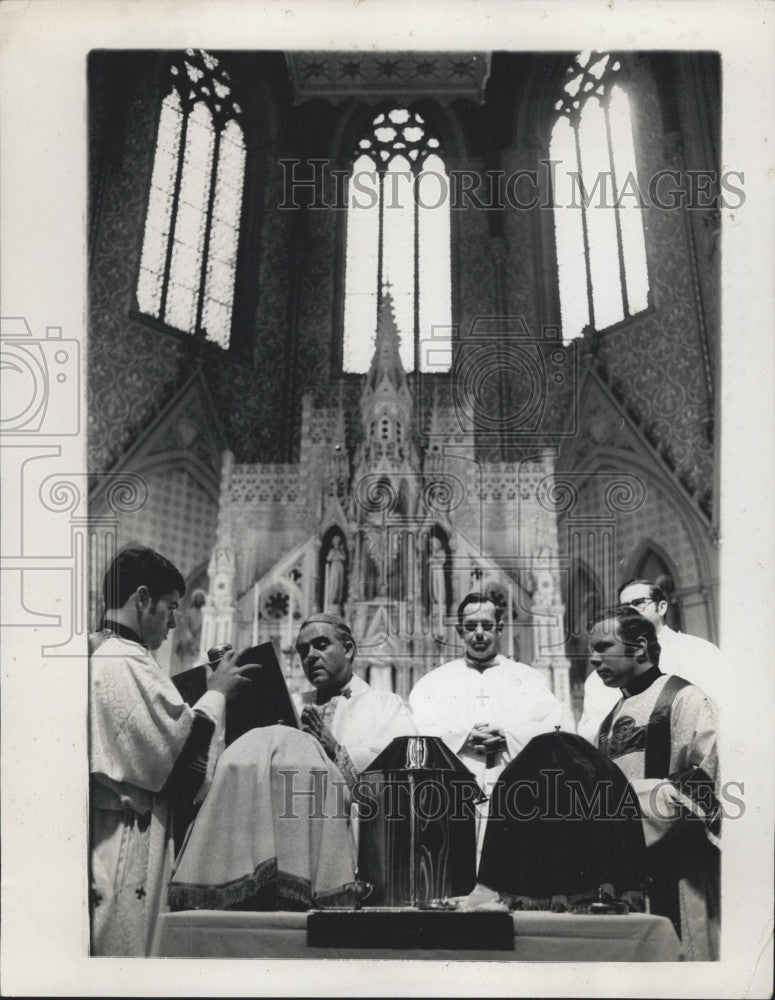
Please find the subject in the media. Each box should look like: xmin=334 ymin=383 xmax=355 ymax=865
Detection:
xmin=0 ymin=317 xmax=80 ymax=435
xmin=448 ymin=316 xmax=578 ymax=441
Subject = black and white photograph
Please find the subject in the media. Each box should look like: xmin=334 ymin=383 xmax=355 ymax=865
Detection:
xmin=1 ymin=1 xmax=773 ymax=996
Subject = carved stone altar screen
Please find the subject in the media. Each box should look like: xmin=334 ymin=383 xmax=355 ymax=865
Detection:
xmin=200 ymin=296 xmax=577 ymax=726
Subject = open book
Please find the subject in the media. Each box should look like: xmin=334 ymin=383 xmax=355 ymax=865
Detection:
xmin=171 ymin=642 xmax=300 ymax=746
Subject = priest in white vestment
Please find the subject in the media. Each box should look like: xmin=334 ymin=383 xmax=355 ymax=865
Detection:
xmin=408 ymin=593 xmax=562 ymax=854
xmin=578 ymin=578 xmax=723 ymax=744
xmin=293 ymin=613 xmax=417 ymax=786
xmin=89 ymin=547 xmax=253 ymax=956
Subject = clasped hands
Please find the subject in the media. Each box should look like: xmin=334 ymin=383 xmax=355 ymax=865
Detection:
xmin=301 ymin=705 xmax=340 ymax=761
xmin=465 ymin=722 xmax=507 ymax=755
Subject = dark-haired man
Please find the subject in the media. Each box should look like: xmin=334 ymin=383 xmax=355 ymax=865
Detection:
xmin=89 ymin=547 xmax=252 ymax=956
xmin=578 ymin=578 xmax=723 ymax=744
xmin=409 ymin=593 xmax=561 ymax=853
xmin=293 ymin=612 xmax=416 ymax=784
xmin=589 ymin=605 xmax=720 ymax=960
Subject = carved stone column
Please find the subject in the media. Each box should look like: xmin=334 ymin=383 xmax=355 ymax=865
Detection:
xmin=201 ymin=450 xmax=236 ymax=656
xmin=307 ymin=536 xmax=322 ymax=615
xmin=521 ymin=454 xmax=574 ymax=730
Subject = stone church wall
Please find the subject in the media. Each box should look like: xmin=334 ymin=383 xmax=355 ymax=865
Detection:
xmin=89 ymin=57 xmax=190 ymax=475
xmin=595 ymin=57 xmax=716 ymax=512
xmin=113 ymin=467 xmax=217 ymax=582
xmin=86 ymin=51 xmax=720 ymax=671
xmin=88 ymin=53 xmax=300 ymax=476
xmin=499 ymin=54 xmax=717 ymax=517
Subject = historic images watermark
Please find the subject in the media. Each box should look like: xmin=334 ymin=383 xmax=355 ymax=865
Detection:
xmin=0 ymin=317 xmax=81 ymax=436
xmin=0 ymin=316 xmax=149 ymax=655
xmin=276 ymin=768 xmax=745 ymax=824
xmin=279 ymin=158 xmax=745 ymax=212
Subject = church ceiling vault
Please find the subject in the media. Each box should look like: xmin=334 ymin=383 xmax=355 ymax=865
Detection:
xmin=284 ymin=51 xmax=491 ymax=103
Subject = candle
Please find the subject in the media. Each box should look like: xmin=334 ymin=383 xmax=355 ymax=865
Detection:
xmin=252 ymin=583 xmax=259 ymax=646
xmin=288 ymin=587 xmax=295 ymax=654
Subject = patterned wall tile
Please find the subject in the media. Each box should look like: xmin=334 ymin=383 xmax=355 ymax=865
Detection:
xmin=89 ymin=72 xmax=190 ymax=474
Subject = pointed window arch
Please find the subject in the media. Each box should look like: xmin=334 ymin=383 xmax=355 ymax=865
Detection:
xmin=550 ymin=52 xmax=649 ymax=342
xmin=136 ymin=49 xmax=246 ymax=350
xmin=342 ymin=107 xmax=452 ymax=374
xmin=631 ymin=544 xmax=684 ymax=632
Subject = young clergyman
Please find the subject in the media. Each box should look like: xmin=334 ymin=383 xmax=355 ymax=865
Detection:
xmin=589 ymin=604 xmax=720 ymax=960
xmin=409 ymin=592 xmax=561 ymax=855
xmin=579 ymin=578 xmax=723 ymax=744
xmin=89 ymin=547 xmax=252 ymax=956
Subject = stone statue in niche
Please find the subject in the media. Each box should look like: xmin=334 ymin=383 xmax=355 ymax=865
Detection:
xmin=323 ymin=532 xmax=347 ymax=613
xmin=427 ymin=535 xmax=446 ymax=612
xmin=363 ymin=528 xmax=384 ymax=600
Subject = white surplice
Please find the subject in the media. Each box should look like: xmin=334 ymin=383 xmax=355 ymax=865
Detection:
xmin=408 ymin=655 xmax=562 ymax=795
xmin=578 ymin=627 xmax=724 ymax=744
xmin=89 ymin=632 xmax=225 ymax=956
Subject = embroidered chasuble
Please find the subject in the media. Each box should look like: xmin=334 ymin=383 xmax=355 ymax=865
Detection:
xmin=167 ymin=727 xmax=362 ymax=911
xmin=597 ymin=669 xmax=720 ymax=960
xmin=89 ymin=628 xmax=225 ymax=956
xmin=579 ymin=626 xmax=724 ymax=744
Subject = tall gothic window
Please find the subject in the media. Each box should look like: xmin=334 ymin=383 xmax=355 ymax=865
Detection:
xmin=550 ymin=52 xmax=649 ymax=341
xmin=342 ymin=107 xmax=452 ymax=374
xmin=136 ymin=49 xmax=245 ymax=350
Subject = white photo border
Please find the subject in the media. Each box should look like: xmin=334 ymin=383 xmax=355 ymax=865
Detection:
xmin=1 ymin=0 xmax=773 ymax=995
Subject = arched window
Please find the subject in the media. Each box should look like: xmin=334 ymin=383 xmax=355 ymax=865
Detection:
xmin=633 ymin=546 xmax=684 ymax=632
xmin=342 ymin=107 xmax=452 ymax=374
xmin=136 ymin=49 xmax=246 ymax=350
xmin=550 ymin=52 xmax=649 ymax=342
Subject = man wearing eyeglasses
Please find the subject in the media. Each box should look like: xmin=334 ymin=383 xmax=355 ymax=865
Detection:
xmin=409 ymin=592 xmax=561 ymax=855
xmin=578 ymin=578 xmax=723 ymax=744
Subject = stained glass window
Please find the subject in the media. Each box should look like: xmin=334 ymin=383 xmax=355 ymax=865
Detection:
xmin=137 ymin=49 xmax=245 ymax=350
xmin=550 ymin=52 xmax=649 ymax=342
xmin=343 ymin=107 xmax=452 ymax=373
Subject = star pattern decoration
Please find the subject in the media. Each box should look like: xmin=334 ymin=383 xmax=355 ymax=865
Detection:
xmin=376 ymin=59 xmax=401 ymax=79
xmin=302 ymin=60 xmax=328 ymax=80
xmin=415 ymin=59 xmax=439 ymax=76
xmin=450 ymin=58 xmax=476 ymax=77
xmin=287 ymin=52 xmax=488 ymax=102
xmin=135 ymin=886 xmax=146 ymax=900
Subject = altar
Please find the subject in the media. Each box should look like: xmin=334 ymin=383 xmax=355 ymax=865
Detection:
xmin=151 ymin=909 xmax=682 ymax=962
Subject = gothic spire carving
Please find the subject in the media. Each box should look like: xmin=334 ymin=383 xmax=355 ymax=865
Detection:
xmin=357 ymin=288 xmax=418 ymax=475
xmin=365 ymin=288 xmax=407 ymax=395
